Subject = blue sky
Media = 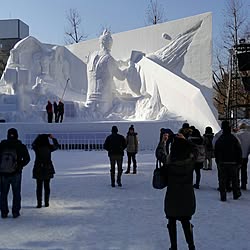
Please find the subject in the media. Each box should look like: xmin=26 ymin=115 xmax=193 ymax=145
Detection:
xmin=0 ymin=0 xmax=249 ymax=45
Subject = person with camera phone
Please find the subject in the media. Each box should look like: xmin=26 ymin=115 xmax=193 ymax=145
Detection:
xmin=31 ymin=134 xmax=59 ymax=208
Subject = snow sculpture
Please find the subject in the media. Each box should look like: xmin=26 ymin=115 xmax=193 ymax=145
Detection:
xmin=86 ymin=30 xmax=140 ymax=114
xmin=0 ymin=12 xmax=219 ymax=131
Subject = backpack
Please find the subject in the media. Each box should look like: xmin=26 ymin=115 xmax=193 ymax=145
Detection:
xmin=194 ymin=144 xmax=206 ymax=163
xmin=0 ymin=148 xmax=18 ymax=173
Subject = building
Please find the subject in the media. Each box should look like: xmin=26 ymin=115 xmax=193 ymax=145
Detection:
xmin=0 ymin=19 xmax=29 ymax=77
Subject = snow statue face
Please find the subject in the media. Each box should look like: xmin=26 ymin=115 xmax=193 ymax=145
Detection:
xmin=99 ymin=30 xmax=113 ymax=53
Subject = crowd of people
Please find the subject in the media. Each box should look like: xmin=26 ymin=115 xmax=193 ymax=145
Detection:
xmin=155 ymin=121 xmax=250 ymax=250
xmin=46 ymin=100 xmax=64 ymax=123
xmin=0 ymin=128 xmax=59 ymax=218
xmin=0 ymin=121 xmax=249 ymax=250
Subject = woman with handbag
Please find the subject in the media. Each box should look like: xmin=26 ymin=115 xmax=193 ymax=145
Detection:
xmin=164 ymin=134 xmax=196 ymax=250
xmin=32 ymin=134 xmax=59 ymax=208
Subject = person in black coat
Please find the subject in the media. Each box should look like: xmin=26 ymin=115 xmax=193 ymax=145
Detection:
xmin=46 ymin=100 xmax=53 ymax=123
xmin=214 ymin=121 xmax=242 ymax=201
xmin=32 ymin=134 xmax=59 ymax=208
xmin=0 ymin=128 xmax=30 ymax=218
xmin=103 ymin=126 xmax=127 ymax=187
xmin=164 ymin=134 xmax=196 ymax=250
xmin=53 ymin=101 xmax=58 ymax=123
xmin=57 ymin=100 xmax=64 ymax=123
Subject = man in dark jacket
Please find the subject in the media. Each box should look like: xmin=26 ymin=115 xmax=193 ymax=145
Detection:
xmin=214 ymin=121 xmax=242 ymax=201
xmin=0 ymin=128 xmax=30 ymax=218
xmin=57 ymin=100 xmax=64 ymax=123
xmin=103 ymin=126 xmax=127 ymax=187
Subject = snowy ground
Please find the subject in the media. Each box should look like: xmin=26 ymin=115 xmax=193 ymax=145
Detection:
xmin=0 ymin=150 xmax=250 ymax=250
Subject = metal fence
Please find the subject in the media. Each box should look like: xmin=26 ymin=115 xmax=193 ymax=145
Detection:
xmin=25 ymin=132 xmax=110 ymax=151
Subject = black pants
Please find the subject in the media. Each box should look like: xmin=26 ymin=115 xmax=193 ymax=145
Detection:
xmin=218 ymin=163 xmax=240 ymax=199
xmin=36 ymin=179 xmax=51 ymax=205
xmin=47 ymin=113 xmax=53 ymax=123
xmin=194 ymin=162 xmax=203 ymax=186
xmin=167 ymin=217 xmax=195 ymax=249
xmin=57 ymin=113 xmax=64 ymax=123
xmin=127 ymin=152 xmax=137 ymax=171
xmin=240 ymin=158 xmax=248 ymax=186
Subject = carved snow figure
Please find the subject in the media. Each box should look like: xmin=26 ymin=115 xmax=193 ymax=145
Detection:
xmin=86 ymin=30 xmax=134 ymax=114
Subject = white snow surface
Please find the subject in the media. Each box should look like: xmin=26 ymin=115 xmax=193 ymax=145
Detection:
xmin=0 ymin=150 xmax=250 ymax=250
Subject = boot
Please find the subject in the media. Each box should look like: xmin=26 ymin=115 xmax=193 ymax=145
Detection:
xmin=167 ymin=223 xmax=177 ymax=250
xmin=132 ymin=166 xmax=137 ymax=174
xmin=45 ymin=193 xmax=50 ymax=207
xmin=36 ymin=186 xmax=42 ymax=208
xmin=182 ymin=222 xmax=195 ymax=250
xmin=125 ymin=166 xmax=130 ymax=174
xmin=36 ymin=201 xmax=42 ymax=208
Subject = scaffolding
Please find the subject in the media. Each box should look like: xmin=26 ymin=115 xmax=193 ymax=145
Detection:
xmin=226 ymin=40 xmax=250 ymax=128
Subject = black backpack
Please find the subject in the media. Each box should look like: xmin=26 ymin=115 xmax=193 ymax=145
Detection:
xmin=0 ymin=148 xmax=18 ymax=173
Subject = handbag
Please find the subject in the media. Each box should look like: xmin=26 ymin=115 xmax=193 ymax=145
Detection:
xmin=152 ymin=159 xmax=168 ymax=189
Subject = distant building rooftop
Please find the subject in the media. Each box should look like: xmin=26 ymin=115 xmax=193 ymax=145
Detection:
xmin=0 ymin=19 xmax=29 ymax=39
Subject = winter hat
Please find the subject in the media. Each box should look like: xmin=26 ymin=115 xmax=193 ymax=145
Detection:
xmin=111 ymin=125 xmax=118 ymax=133
xmin=182 ymin=122 xmax=190 ymax=129
xmin=192 ymin=128 xmax=201 ymax=137
xmin=7 ymin=128 xmax=18 ymax=139
xmin=221 ymin=120 xmax=231 ymax=134
xmin=129 ymin=125 xmax=134 ymax=131
xmin=205 ymin=126 xmax=213 ymax=134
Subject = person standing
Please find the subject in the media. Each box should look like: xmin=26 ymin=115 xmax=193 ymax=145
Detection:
xmin=189 ymin=129 xmax=205 ymax=189
xmin=214 ymin=122 xmax=242 ymax=201
xmin=53 ymin=101 xmax=58 ymax=123
xmin=164 ymin=135 xmax=196 ymax=250
xmin=125 ymin=125 xmax=138 ymax=174
xmin=57 ymin=100 xmax=64 ymax=123
xmin=0 ymin=128 xmax=30 ymax=218
xmin=236 ymin=123 xmax=250 ymax=190
xmin=103 ymin=126 xmax=127 ymax=187
xmin=32 ymin=134 xmax=59 ymax=208
xmin=203 ymin=126 xmax=214 ymax=170
xmin=46 ymin=100 xmax=53 ymax=123
xmin=155 ymin=129 xmax=172 ymax=167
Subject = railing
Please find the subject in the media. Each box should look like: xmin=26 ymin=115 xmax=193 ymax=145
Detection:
xmin=25 ymin=132 xmax=110 ymax=151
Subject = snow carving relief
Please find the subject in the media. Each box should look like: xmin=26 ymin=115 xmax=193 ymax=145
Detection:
xmin=0 ymin=13 xmax=217 ymax=131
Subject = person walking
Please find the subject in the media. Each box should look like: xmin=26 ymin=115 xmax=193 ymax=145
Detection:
xmin=0 ymin=128 xmax=30 ymax=218
xmin=57 ymin=100 xmax=64 ymax=123
xmin=203 ymin=126 xmax=214 ymax=170
xmin=32 ymin=134 xmax=59 ymax=208
xmin=103 ymin=126 xmax=127 ymax=187
xmin=189 ymin=129 xmax=205 ymax=189
xmin=125 ymin=125 xmax=138 ymax=174
xmin=53 ymin=101 xmax=58 ymax=123
xmin=164 ymin=135 xmax=196 ymax=250
xmin=236 ymin=123 xmax=250 ymax=190
xmin=46 ymin=100 xmax=53 ymax=123
xmin=214 ymin=121 xmax=242 ymax=201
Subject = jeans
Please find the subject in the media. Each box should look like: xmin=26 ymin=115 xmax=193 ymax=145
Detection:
xmin=109 ymin=155 xmax=123 ymax=184
xmin=0 ymin=173 xmax=22 ymax=215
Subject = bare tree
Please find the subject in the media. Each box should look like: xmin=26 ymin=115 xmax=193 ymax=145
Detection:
xmin=145 ymin=0 xmax=166 ymax=25
xmin=65 ymin=8 xmax=88 ymax=44
xmin=213 ymin=0 xmax=249 ymax=121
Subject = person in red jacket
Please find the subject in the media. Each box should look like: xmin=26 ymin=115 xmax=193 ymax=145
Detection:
xmin=46 ymin=100 xmax=53 ymax=123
